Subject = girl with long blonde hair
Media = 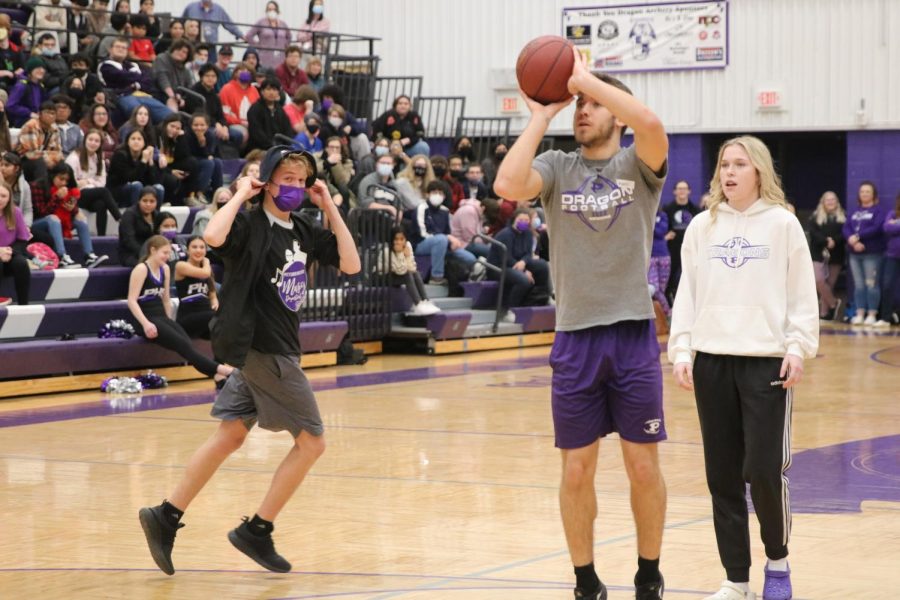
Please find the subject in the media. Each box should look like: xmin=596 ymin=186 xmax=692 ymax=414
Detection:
xmin=807 ymin=191 xmax=846 ymax=319
xmin=669 ymin=135 xmax=818 ymax=600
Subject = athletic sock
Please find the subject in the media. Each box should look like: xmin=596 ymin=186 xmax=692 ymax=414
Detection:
xmin=636 ymin=555 xmax=661 ymax=585
xmin=767 ymin=558 xmax=788 ymax=571
xmin=160 ymin=500 xmax=183 ymax=527
xmin=247 ymin=514 xmax=274 ymax=536
xmin=730 ymin=581 xmax=751 ymax=593
xmin=574 ymin=562 xmax=600 ymax=592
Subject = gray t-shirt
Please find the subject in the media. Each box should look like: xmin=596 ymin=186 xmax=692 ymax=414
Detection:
xmin=533 ymin=144 xmax=667 ymax=331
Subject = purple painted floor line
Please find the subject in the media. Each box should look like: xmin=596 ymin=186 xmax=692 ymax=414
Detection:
xmin=0 ymin=355 xmax=551 ymax=429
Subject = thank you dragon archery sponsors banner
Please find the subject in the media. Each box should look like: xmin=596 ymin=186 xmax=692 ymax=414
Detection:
xmin=562 ymin=1 xmax=728 ymax=73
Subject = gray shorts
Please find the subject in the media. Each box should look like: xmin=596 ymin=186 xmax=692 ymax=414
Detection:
xmin=211 ymin=350 xmax=323 ymax=437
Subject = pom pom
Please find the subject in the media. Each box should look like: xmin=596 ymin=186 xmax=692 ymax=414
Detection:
xmin=135 ymin=371 xmax=168 ymax=389
xmin=98 ymin=320 xmax=136 ymax=339
xmin=101 ymin=376 xmax=142 ymax=394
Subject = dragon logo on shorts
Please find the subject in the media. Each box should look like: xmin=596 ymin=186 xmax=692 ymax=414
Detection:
xmin=708 ymin=237 xmax=770 ymax=269
xmin=643 ymin=419 xmax=662 ymax=435
xmin=270 ymin=240 xmax=308 ymax=311
xmin=561 ymin=174 xmax=636 ymax=232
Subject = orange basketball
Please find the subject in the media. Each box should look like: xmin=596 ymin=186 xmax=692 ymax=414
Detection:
xmin=516 ymin=35 xmax=576 ymax=105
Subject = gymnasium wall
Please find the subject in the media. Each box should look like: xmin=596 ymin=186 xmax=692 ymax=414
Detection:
xmin=152 ymin=0 xmax=900 ymax=136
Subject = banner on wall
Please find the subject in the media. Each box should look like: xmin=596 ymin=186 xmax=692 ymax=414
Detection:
xmin=562 ymin=1 xmax=729 ymax=73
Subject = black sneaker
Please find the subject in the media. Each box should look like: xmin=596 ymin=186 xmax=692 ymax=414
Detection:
xmin=228 ymin=517 xmax=292 ymax=573
xmin=84 ymin=253 xmax=109 ymax=269
xmin=635 ymin=574 xmax=664 ymax=599
xmin=138 ymin=505 xmax=183 ymax=575
xmin=575 ymin=581 xmax=608 ymax=599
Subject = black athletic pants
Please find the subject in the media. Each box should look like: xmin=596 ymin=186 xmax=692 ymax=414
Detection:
xmin=176 ymin=305 xmax=215 ymax=340
xmin=391 ymin=271 xmax=428 ymax=305
xmin=137 ymin=313 xmax=219 ymax=377
xmin=1 ymin=253 xmax=30 ymax=304
xmin=79 ymin=187 xmax=121 ymax=236
xmin=693 ymin=351 xmax=792 ymax=583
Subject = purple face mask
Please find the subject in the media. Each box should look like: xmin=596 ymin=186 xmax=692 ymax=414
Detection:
xmin=321 ymin=98 xmax=333 ymax=110
xmin=161 ymin=229 xmax=178 ymax=240
xmin=238 ymin=71 xmax=252 ymax=84
xmin=272 ymin=184 xmax=304 ymax=212
xmin=514 ymin=220 xmax=531 ymax=232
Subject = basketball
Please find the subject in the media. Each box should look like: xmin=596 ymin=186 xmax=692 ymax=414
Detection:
xmin=516 ymin=35 xmax=576 ymax=105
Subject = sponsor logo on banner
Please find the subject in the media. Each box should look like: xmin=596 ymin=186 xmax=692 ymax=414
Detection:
xmin=597 ymin=19 xmax=619 ymax=40
xmin=566 ymin=24 xmax=592 ymax=45
xmin=595 ymin=55 xmax=623 ymax=68
xmin=696 ymin=47 xmax=724 ymax=61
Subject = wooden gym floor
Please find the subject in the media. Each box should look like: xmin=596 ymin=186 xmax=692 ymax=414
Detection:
xmin=0 ymin=324 xmax=898 ymax=599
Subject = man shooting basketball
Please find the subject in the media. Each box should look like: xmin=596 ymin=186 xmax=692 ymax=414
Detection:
xmin=494 ymin=48 xmax=668 ymax=600
xmin=139 ymin=147 xmax=360 ymax=575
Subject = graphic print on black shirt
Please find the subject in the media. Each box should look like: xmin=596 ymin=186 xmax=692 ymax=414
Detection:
xmin=251 ymin=224 xmax=308 ymax=356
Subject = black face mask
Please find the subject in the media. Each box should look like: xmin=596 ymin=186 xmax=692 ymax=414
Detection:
xmin=458 ymin=145 xmax=473 ymax=159
xmin=450 ymin=168 xmax=464 ymax=180
xmin=68 ymin=87 xmax=84 ymax=98
xmin=432 ymin=165 xmax=446 ymax=178
xmin=72 ymin=68 xmax=88 ymax=77
xmin=494 ymin=152 xmax=507 ymax=162
xmin=307 ymin=123 xmax=319 ymax=134
xmin=413 ymin=166 xmax=426 ymax=177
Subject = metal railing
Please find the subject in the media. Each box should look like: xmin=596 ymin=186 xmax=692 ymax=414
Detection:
xmin=325 ymin=54 xmax=379 ymax=121
xmin=477 ymin=234 xmax=508 ymax=334
xmin=455 ymin=117 xmax=511 ymax=162
xmin=414 ymin=96 xmax=466 ymax=139
xmin=372 ymin=75 xmax=422 ymax=118
xmin=296 ymin=207 xmax=392 ymax=342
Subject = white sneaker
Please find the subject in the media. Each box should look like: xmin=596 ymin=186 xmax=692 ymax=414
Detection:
xmin=863 ymin=314 xmax=877 ymax=326
xmin=872 ymin=319 xmax=891 ymax=328
xmin=59 ymin=254 xmax=80 ymax=269
xmin=850 ymin=314 xmax=865 ymax=326
xmin=502 ymin=310 xmax=517 ymax=323
xmin=412 ymin=301 xmax=438 ymax=316
xmin=704 ymin=581 xmax=754 ymax=600
xmin=423 ymin=300 xmax=441 ymax=314
xmin=84 ymin=253 xmax=109 ymax=269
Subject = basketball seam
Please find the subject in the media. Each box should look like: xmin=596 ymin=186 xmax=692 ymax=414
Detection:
xmin=533 ymin=42 xmax=570 ymax=103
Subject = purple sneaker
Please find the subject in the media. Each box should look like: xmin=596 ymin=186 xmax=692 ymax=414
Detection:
xmin=763 ymin=565 xmax=792 ymax=600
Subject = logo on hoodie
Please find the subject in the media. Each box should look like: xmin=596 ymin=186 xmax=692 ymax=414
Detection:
xmin=270 ymin=240 xmax=308 ymax=311
xmin=561 ymin=174 xmax=636 ymax=231
xmin=708 ymin=236 xmax=770 ymax=268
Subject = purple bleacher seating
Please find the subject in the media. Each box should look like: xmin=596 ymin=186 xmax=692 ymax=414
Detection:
xmin=0 ymin=321 xmax=349 ymax=380
xmin=423 ymin=311 xmax=471 ymax=339
xmin=414 ymin=255 xmax=432 ymax=279
xmin=509 ymin=306 xmax=556 ymax=332
xmin=66 ymin=236 xmax=120 ymax=265
xmin=460 ymin=281 xmax=499 ymax=309
xmin=0 ymin=267 xmax=131 ymax=302
xmin=298 ymin=321 xmax=349 ymax=353
xmin=0 ymin=300 xmax=131 ymax=340
xmin=222 ymin=159 xmax=245 ymax=183
xmin=390 ymin=286 xmax=414 ymax=312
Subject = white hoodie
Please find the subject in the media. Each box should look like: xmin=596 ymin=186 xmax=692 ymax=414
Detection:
xmin=668 ymin=200 xmax=819 ymax=365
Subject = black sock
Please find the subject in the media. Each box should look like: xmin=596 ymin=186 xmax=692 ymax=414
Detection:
xmin=636 ymin=556 xmax=661 ymax=586
xmin=247 ymin=514 xmax=274 ymax=536
xmin=160 ymin=500 xmax=183 ymax=527
xmin=574 ymin=562 xmax=600 ymax=592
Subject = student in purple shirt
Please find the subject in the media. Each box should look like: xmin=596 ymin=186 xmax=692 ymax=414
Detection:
xmin=649 ymin=209 xmax=670 ymax=316
xmin=879 ymin=192 xmax=900 ymax=326
xmin=0 ymin=181 xmax=31 ymax=305
xmin=843 ymin=181 xmax=888 ymax=327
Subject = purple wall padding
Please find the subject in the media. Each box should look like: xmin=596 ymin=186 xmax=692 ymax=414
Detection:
xmin=666 ymin=134 xmax=706 ymax=204
xmin=846 ymin=130 xmax=900 ymax=211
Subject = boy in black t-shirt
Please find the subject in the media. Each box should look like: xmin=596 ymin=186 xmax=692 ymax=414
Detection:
xmin=139 ymin=146 xmax=360 ymax=575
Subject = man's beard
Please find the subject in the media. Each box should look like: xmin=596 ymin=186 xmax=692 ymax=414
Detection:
xmin=575 ymin=118 xmax=616 ymax=148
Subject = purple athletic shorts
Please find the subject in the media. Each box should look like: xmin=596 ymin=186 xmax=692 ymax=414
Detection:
xmin=550 ymin=319 xmax=666 ymax=448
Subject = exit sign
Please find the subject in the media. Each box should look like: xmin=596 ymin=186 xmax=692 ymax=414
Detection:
xmin=756 ymin=87 xmax=784 ymax=111
xmin=499 ymin=95 xmax=520 ymax=114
